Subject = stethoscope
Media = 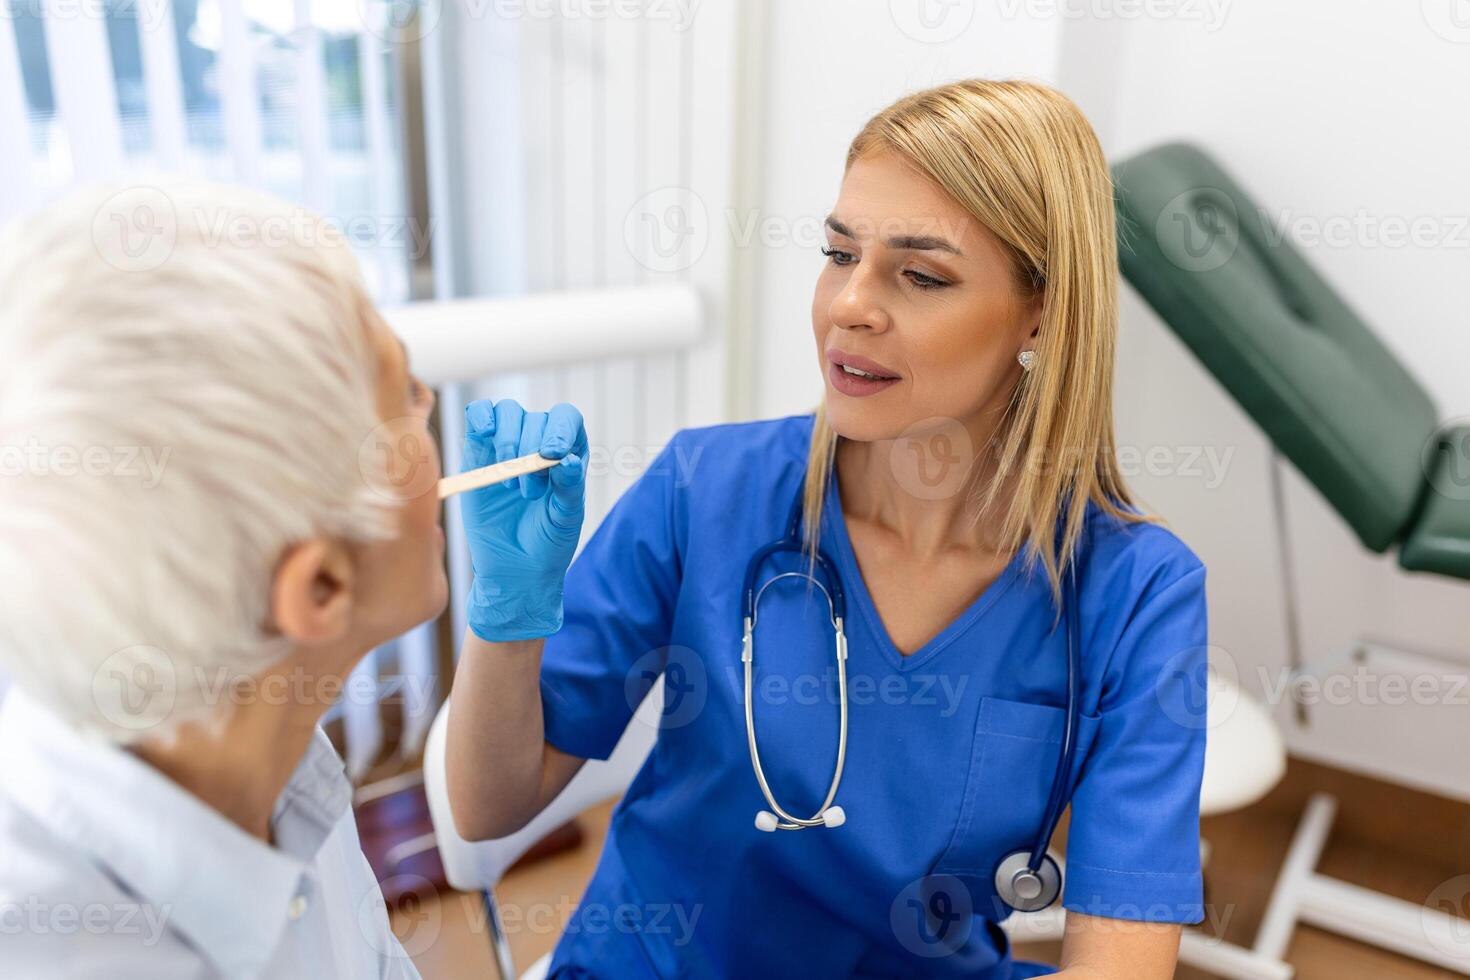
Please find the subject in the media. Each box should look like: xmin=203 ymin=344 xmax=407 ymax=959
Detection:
xmin=740 ymin=478 xmax=1082 ymax=914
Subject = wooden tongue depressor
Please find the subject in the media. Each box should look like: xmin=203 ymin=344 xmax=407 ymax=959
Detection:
xmin=437 ymin=452 xmax=563 ymax=501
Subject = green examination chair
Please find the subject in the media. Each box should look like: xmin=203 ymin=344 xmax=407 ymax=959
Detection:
xmin=1111 ymin=142 xmax=1470 ymax=581
xmin=1109 ymin=143 xmax=1470 ymax=977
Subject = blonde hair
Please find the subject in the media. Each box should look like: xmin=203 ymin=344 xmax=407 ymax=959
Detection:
xmin=803 ymin=78 xmax=1152 ymax=602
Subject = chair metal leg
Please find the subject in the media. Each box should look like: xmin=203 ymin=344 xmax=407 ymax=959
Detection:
xmin=1268 ymin=450 xmax=1310 ymax=727
xmin=482 ymin=888 xmax=518 ymax=980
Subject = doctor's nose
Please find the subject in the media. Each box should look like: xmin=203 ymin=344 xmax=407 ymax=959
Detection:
xmin=828 ymin=269 xmax=893 ymax=335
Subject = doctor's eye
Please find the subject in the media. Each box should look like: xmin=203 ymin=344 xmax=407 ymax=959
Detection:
xmin=821 ymin=246 xmax=856 ymax=266
xmin=904 ymin=268 xmax=950 ymax=290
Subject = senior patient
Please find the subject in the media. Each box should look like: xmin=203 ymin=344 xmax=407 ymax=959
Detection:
xmin=0 ymin=183 xmax=448 ymax=978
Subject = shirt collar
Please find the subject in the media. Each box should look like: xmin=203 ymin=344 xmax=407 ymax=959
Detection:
xmin=0 ymin=688 xmax=354 ymax=980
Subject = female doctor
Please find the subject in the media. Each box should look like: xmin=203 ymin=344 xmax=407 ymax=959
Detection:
xmin=446 ymin=78 xmax=1208 ymax=979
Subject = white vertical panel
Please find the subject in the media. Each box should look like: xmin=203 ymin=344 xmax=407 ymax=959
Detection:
xmin=216 ymin=0 xmax=263 ymax=182
xmin=558 ymin=11 xmax=607 ymax=519
xmin=42 ymin=2 xmax=124 ymax=179
xmin=292 ymin=0 xmax=330 ymax=211
xmin=137 ymin=1 xmax=189 ymax=169
xmin=418 ymin=0 xmax=461 ymax=305
xmin=357 ymin=31 xmax=398 ymax=297
xmin=0 ymin=17 xmax=34 ymax=222
xmin=680 ymin=0 xmax=737 ymax=429
xmin=519 ymin=13 xmax=554 ymax=290
xmin=520 ymin=11 xmax=563 ymax=416
xmin=637 ymin=11 xmax=686 ymax=447
xmin=599 ymin=9 xmax=644 ymax=505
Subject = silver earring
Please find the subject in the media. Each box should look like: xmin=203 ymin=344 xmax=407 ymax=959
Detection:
xmin=1018 ymin=350 xmax=1037 ymax=372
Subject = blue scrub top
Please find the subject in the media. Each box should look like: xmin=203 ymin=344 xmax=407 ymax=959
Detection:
xmin=539 ymin=414 xmax=1208 ymax=979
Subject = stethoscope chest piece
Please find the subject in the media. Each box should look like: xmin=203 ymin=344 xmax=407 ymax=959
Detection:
xmin=992 ymin=849 xmax=1063 ymax=913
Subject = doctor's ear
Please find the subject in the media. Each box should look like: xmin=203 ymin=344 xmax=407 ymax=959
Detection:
xmin=270 ymin=539 xmax=356 ymax=646
xmin=1023 ymin=289 xmax=1043 ymax=339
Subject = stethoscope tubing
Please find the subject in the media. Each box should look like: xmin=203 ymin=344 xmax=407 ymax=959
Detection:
xmin=740 ymin=474 xmax=1081 ymax=897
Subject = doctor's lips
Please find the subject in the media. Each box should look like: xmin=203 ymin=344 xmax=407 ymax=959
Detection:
xmin=826 ymin=349 xmax=901 ymax=397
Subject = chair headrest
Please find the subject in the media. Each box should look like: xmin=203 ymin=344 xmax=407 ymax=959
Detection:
xmin=1113 ymin=142 xmax=1438 ymax=551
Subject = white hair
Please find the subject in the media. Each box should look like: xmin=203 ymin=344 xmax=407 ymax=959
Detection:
xmin=0 ymin=180 xmax=398 ymax=743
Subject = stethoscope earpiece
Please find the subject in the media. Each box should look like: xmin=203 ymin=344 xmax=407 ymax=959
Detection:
xmin=754 ymin=804 xmax=846 ymax=833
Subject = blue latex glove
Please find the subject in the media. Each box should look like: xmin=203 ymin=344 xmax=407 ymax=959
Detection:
xmin=460 ymin=399 xmax=588 ymax=642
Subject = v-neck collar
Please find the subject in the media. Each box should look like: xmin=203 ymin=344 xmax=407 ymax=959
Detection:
xmin=820 ymin=463 xmax=1028 ymax=672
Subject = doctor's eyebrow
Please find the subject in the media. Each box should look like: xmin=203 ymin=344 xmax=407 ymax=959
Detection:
xmin=824 ymin=216 xmax=965 ymax=257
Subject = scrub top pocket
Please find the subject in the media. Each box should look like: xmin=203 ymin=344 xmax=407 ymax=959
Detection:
xmin=931 ymin=696 xmax=1101 ymax=907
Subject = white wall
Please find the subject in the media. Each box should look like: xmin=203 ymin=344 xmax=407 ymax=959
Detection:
xmin=1097 ymin=0 xmax=1470 ymax=416
xmin=743 ymin=0 xmax=1470 ymax=799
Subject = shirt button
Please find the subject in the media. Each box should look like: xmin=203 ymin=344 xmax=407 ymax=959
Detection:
xmin=288 ymin=895 xmax=308 ymax=921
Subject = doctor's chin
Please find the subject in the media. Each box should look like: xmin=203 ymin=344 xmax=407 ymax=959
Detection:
xmin=2 ymin=2 xmax=1468 ymax=979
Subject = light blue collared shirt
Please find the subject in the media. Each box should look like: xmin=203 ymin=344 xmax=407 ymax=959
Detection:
xmin=0 ymin=688 xmax=422 ymax=979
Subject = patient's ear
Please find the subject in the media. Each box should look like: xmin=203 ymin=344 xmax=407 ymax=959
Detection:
xmin=271 ymin=539 xmax=355 ymax=645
